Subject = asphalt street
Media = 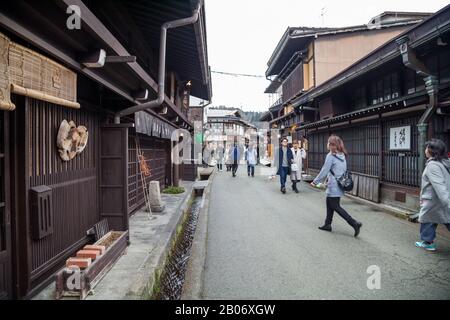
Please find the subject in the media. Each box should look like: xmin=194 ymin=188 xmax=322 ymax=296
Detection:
xmin=201 ymin=165 xmax=450 ymax=299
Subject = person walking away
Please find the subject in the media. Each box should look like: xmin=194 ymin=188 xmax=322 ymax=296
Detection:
xmin=415 ymin=138 xmax=450 ymax=251
xmin=311 ymin=135 xmax=362 ymax=237
xmin=216 ymin=143 xmax=224 ymax=171
xmin=225 ymin=146 xmax=231 ymax=172
xmin=290 ymin=140 xmax=306 ymax=193
xmin=277 ymin=138 xmax=293 ymax=194
xmin=203 ymin=143 xmax=211 ymax=168
xmin=230 ymin=143 xmax=241 ymax=177
xmin=246 ymin=143 xmax=257 ymax=177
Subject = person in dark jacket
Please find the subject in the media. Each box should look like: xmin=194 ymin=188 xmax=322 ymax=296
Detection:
xmin=230 ymin=142 xmax=241 ymax=177
xmin=415 ymin=139 xmax=450 ymax=251
xmin=311 ymin=135 xmax=362 ymax=237
xmin=277 ymin=138 xmax=294 ymax=194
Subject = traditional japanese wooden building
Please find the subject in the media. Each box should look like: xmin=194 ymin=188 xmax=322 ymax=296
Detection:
xmin=262 ymin=11 xmax=432 ymax=140
xmin=205 ymin=109 xmax=256 ymax=148
xmin=0 ymin=0 xmax=211 ymax=299
xmin=291 ymin=5 xmax=450 ymax=210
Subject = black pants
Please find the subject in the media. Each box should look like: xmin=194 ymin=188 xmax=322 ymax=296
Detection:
xmin=217 ymin=163 xmax=222 ymax=170
xmin=232 ymin=163 xmax=239 ymax=176
xmin=325 ymin=197 xmax=357 ymax=227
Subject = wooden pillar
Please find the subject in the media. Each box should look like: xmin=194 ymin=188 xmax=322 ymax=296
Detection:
xmin=11 ymin=95 xmax=32 ymax=298
xmin=0 ymin=110 xmax=12 ymax=299
xmin=378 ymin=114 xmax=383 ymax=181
xmin=173 ymin=139 xmax=180 ymax=188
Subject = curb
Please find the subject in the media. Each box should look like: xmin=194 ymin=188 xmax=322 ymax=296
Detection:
xmin=303 ymin=182 xmax=416 ymax=221
xmin=129 ymin=183 xmax=196 ymax=300
xmin=344 ymin=193 xmax=415 ymax=221
xmin=181 ymin=168 xmax=216 ymax=299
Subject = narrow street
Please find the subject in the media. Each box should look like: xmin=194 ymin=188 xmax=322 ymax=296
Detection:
xmin=201 ymin=166 xmax=450 ymax=299
xmin=2 ymin=0 xmax=450 ymax=308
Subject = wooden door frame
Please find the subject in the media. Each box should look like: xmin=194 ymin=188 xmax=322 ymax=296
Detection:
xmin=0 ymin=111 xmax=12 ymax=299
xmin=10 ymin=96 xmax=32 ymax=298
xmin=99 ymin=124 xmax=131 ymax=232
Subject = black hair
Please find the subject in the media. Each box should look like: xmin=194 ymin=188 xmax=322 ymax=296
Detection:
xmin=281 ymin=137 xmax=288 ymax=143
xmin=425 ymin=138 xmax=448 ymax=161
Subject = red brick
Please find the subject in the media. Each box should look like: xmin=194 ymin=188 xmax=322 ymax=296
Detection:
xmin=66 ymin=257 xmax=91 ymax=269
xmin=76 ymin=250 xmax=99 ymax=260
xmin=83 ymin=245 xmax=106 ymax=255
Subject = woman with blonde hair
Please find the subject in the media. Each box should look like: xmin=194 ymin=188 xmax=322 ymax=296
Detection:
xmin=311 ymin=135 xmax=362 ymax=237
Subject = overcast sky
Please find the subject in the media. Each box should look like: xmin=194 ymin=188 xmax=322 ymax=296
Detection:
xmin=203 ymin=0 xmax=450 ymax=112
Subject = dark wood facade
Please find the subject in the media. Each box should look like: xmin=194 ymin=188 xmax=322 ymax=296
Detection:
xmin=0 ymin=0 xmax=211 ymax=299
xmin=282 ymin=64 xmax=304 ymax=103
xmin=23 ymin=97 xmax=101 ymax=293
xmin=128 ymin=131 xmax=171 ymax=215
xmin=0 ymin=111 xmax=12 ymax=299
xmin=260 ymin=5 xmax=450 ymax=209
xmin=296 ymin=6 xmax=450 ymax=209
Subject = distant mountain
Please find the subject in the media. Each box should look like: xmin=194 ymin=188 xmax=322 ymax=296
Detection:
xmin=242 ymin=111 xmax=264 ymax=125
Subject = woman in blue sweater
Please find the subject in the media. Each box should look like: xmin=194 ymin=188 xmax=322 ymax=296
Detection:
xmin=311 ymin=135 xmax=362 ymax=237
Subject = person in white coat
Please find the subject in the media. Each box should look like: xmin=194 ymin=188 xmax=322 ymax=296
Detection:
xmin=245 ymin=143 xmax=258 ymax=177
xmin=290 ymin=140 xmax=306 ymax=193
xmin=224 ymin=145 xmax=231 ymax=171
xmin=215 ymin=143 xmax=225 ymax=171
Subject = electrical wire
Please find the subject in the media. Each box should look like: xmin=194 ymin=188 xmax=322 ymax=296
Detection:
xmin=211 ymin=70 xmax=265 ymax=78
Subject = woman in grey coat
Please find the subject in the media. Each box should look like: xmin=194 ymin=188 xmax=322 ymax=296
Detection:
xmin=415 ymin=139 xmax=450 ymax=251
xmin=311 ymin=135 xmax=362 ymax=237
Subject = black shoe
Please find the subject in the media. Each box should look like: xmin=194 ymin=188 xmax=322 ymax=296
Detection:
xmin=318 ymin=225 xmax=332 ymax=232
xmin=353 ymin=222 xmax=362 ymax=237
xmin=281 ymin=187 xmax=286 ymax=194
xmin=294 ymin=189 xmax=299 ymax=193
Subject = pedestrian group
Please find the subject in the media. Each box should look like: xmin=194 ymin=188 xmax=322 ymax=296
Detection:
xmin=204 ymin=135 xmax=450 ymax=249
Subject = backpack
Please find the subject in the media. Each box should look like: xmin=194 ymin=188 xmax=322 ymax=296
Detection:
xmin=330 ymin=154 xmax=354 ymax=192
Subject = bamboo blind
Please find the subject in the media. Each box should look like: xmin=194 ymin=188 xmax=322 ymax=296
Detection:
xmin=0 ymin=33 xmax=14 ymax=111
xmin=0 ymin=32 xmax=78 ymax=111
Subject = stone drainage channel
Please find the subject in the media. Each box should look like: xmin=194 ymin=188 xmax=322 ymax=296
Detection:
xmin=154 ymin=195 xmax=203 ymax=300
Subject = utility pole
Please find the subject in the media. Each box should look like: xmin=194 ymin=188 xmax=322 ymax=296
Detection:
xmin=320 ymin=7 xmax=327 ymax=27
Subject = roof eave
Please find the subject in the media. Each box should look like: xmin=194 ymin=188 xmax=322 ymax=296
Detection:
xmin=291 ymin=7 xmax=450 ymax=109
xmin=265 ymin=19 xmax=424 ymax=78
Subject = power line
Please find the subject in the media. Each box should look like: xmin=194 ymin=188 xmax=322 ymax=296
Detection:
xmin=211 ymin=70 xmax=265 ymax=78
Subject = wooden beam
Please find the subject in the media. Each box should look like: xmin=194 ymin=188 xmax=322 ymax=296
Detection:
xmin=133 ymin=89 xmax=149 ymax=101
xmin=0 ymin=8 xmax=191 ymax=128
xmin=58 ymin=0 xmax=191 ymax=126
xmin=0 ymin=12 xmax=136 ymax=103
xmin=105 ymin=56 xmax=137 ymax=63
xmin=11 ymin=84 xmax=81 ymax=109
xmin=95 ymin=0 xmax=157 ymax=74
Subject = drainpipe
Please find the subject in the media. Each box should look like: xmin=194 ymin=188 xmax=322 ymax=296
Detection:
xmin=113 ymin=0 xmax=204 ymax=124
xmin=396 ymin=36 xmax=439 ymax=175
